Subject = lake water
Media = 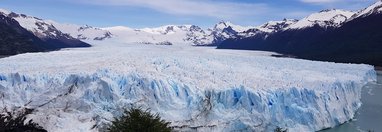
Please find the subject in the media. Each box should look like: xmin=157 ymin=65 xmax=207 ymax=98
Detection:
xmin=322 ymin=70 xmax=382 ymax=132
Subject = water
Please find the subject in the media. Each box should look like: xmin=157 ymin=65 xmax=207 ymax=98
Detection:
xmin=322 ymin=70 xmax=382 ymax=132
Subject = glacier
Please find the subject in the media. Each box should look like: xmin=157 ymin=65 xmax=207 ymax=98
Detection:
xmin=0 ymin=43 xmax=377 ymax=132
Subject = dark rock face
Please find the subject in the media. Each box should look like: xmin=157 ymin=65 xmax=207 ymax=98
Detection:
xmin=94 ymin=32 xmax=112 ymax=40
xmin=0 ymin=14 xmax=45 ymax=55
xmin=218 ymin=13 xmax=382 ymax=66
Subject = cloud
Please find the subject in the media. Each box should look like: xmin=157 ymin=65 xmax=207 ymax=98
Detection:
xmin=74 ymin=0 xmax=269 ymax=19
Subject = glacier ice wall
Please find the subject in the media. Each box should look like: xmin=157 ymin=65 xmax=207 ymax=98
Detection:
xmin=0 ymin=68 xmax=376 ymax=132
xmin=0 ymin=45 xmax=377 ymax=131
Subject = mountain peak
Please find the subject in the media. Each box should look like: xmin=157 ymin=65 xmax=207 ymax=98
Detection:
xmin=0 ymin=8 xmax=11 ymax=15
xmin=257 ymin=19 xmax=298 ymax=32
xmin=213 ymin=21 xmax=253 ymax=32
xmin=287 ymin=9 xmax=354 ymax=29
xmin=139 ymin=25 xmax=193 ymax=35
xmin=319 ymin=9 xmax=338 ymax=13
xmin=352 ymin=0 xmax=382 ymax=19
xmin=214 ymin=21 xmax=234 ymax=28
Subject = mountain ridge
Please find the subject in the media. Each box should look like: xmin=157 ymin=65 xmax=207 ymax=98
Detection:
xmin=217 ymin=0 xmax=382 ymax=66
xmin=1 ymin=1 xmax=381 ymax=62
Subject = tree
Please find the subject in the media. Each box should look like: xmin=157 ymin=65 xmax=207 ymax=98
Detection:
xmin=108 ymin=107 xmax=172 ymax=132
xmin=274 ymin=126 xmax=288 ymax=132
xmin=0 ymin=108 xmax=47 ymax=132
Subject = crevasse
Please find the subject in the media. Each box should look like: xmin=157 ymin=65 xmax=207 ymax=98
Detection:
xmin=0 ymin=68 xmax=376 ymax=132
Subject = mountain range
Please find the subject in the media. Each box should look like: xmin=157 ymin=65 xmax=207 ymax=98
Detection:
xmin=1 ymin=1 xmax=382 ymax=65
xmin=218 ymin=1 xmax=382 ymax=66
xmin=0 ymin=9 xmax=90 ymax=55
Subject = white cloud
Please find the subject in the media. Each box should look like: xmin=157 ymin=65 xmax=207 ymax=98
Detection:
xmin=76 ymin=0 xmax=269 ymax=19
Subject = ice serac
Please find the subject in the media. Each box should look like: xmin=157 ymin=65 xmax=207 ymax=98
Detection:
xmin=0 ymin=45 xmax=377 ymax=132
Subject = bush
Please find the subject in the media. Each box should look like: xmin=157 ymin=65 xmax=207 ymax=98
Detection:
xmin=0 ymin=108 xmax=47 ymax=132
xmin=108 ymin=107 xmax=172 ymax=132
xmin=274 ymin=126 xmax=288 ymax=132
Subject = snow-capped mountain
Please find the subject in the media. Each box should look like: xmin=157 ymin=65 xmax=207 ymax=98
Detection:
xmin=103 ymin=25 xmax=211 ymax=45
xmin=0 ymin=12 xmax=46 ymax=55
xmin=5 ymin=12 xmax=72 ymax=40
xmin=287 ymin=9 xmax=355 ymax=29
xmin=205 ymin=21 xmax=254 ymax=45
xmin=47 ymin=22 xmax=112 ymax=41
xmin=1 ymin=1 xmax=378 ymax=48
xmin=0 ymin=8 xmax=301 ymax=46
xmin=103 ymin=22 xmax=256 ymax=46
xmin=211 ymin=21 xmax=253 ymax=33
xmin=257 ymin=19 xmax=298 ymax=33
xmin=236 ymin=19 xmax=298 ymax=38
xmin=0 ymin=9 xmax=111 ymax=42
xmin=218 ymin=0 xmax=382 ymax=66
xmin=351 ymin=0 xmax=382 ymax=19
xmin=0 ymin=9 xmax=90 ymax=54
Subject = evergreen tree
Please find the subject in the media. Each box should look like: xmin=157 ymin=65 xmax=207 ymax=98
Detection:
xmin=108 ymin=107 xmax=172 ymax=132
xmin=0 ymin=108 xmax=46 ymax=132
xmin=274 ymin=126 xmax=288 ymax=132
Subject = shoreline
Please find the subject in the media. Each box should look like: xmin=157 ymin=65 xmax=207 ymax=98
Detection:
xmin=0 ymin=55 xmax=10 ymax=59
xmin=375 ymin=66 xmax=382 ymax=71
xmin=375 ymin=67 xmax=382 ymax=76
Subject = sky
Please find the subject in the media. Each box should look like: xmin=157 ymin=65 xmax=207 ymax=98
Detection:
xmin=0 ymin=0 xmax=377 ymax=28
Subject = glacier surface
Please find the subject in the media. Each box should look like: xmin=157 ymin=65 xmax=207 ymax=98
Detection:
xmin=0 ymin=43 xmax=377 ymax=132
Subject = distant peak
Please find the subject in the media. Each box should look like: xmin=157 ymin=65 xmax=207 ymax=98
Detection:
xmin=319 ymin=9 xmax=337 ymax=13
xmin=103 ymin=26 xmax=132 ymax=31
xmin=0 ymin=8 xmax=11 ymax=15
xmin=317 ymin=9 xmax=353 ymax=14
xmin=286 ymin=8 xmax=354 ymax=29
xmin=216 ymin=21 xmax=235 ymax=26
xmin=282 ymin=18 xmax=298 ymax=22
xmin=352 ymin=0 xmax=382 ymax=19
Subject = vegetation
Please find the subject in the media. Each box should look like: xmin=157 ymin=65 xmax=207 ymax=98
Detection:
xmin=274 ymin=126 xmax=288 ymax=132
xmin=0 ymin=108 xmax=47 ymax=132
xmin=108 ymin=107 xmax=172 ymax=132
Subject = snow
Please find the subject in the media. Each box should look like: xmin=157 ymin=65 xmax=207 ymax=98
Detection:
xmin=101 ymin=21 xmax=255 ymax=46
xmin=287 ymin=9 xmax=355 ymax=29
xmin=3 ymin=7 xmax=300 ymax=46
xmin=10 ymin=15 xmax=50 ymax=37
xmin=0 ymin=43 xmax=376 ymax=132
xmin=103 ymin=25 xmax=214 ymax=45
xmin=257 ymin=19 xmax=297 ymax=33
xmin=47 ymin=20 xmax=112 ymax=41
xmin=213 ymin=21 xmax=254 ymax=32
xmin=140 ymin=25 xmax=192 ymax=35
xmin=351 ymin=0 xmax=382 ymax=19
xmin=2 ymin=10 xmax=111 ymax=41
xmin=0 ymin=8 xmax=11 ymax=15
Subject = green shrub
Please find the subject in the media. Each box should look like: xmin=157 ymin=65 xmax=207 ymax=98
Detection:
xmin=274 ymin=126 xmax=288 ymax=132
xmin=108 ymin=107 xmax=172 ymax=132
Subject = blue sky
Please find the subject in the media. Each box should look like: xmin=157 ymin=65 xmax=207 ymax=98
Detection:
xmin=0 ymin=0 xmax=376 ymax=28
